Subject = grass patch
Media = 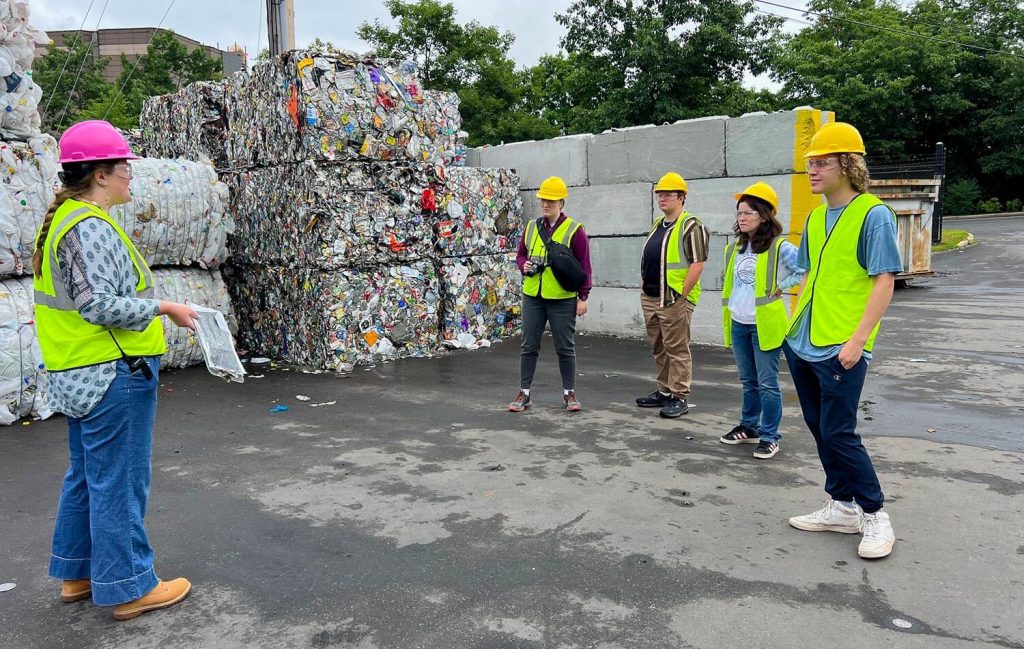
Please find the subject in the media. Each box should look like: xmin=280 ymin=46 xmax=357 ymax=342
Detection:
xmin=933 ymin=228 xmax=972 ymax=253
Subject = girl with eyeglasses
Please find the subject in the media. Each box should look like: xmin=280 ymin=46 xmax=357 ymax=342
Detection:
xmin=719 ymin=182 xmax=804 ymax=459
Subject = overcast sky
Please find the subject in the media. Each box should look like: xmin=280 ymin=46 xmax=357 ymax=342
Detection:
xmin=31 ymin=0 xmax=809 ymax=84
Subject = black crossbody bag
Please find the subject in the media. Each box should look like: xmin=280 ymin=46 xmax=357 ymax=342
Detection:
xmin=536 ymin=218 xmax=588 ymax=293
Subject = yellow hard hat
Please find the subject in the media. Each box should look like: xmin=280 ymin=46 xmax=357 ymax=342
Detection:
xmin=734 ymin=182 xmax=779 ymax=213
xmin=804 ymin=122 xmax=866 ymax=158
xmin=654 ymin=172 xmax=688 ymax=193
xmin=536 ymin=176 xmax=569 ymax=201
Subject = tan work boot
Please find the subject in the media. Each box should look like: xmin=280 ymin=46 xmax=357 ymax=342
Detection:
xmin=61 ymin=579 xmax=92 ymax=603
xmin=112 ymin=578 xmax=192 ymax=621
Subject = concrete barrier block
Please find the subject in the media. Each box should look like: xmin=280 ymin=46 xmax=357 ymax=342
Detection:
xmin=568 ymin=183 xmax=653 ymax=236
xmin=473 ymin=135 xmax=591 ymax=190
xmin=577 ymin=287 xmax=644 ymax=337
xmin=465 ymin=148 xmax=481 ymax=168
xmin=700 ymin=234 xmax=731 ymax=292
xmin=679 ymin=175 xmax=808 ymax=235
xmin=588 ymin=117 xmax=727 ymax=185
xmin=691 ymin=293 xmax=725 ymax=346
xmin=590 ymin=237 xmax=645 ymax=288
xmin=726 ymin=108 xmax=834 ymax=177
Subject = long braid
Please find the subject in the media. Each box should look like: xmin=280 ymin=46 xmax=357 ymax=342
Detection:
xmin=32 ymin=161 xmax=113 ymax=278
xmin=32 ymin=180 xmax=90 ymax=278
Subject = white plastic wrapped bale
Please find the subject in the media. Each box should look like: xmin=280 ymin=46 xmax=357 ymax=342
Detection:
xmin=226 ymin=161 xmax=432 ymax=269
xmin=440 ymin=253 xmax=521 ymax=346
xmin=222 ymin=49 xmax=461 ymax=167
xmin=0 ymin=275 xmax=51 ymax=424
xmin=139 ymin=81 xmax=228 ymax=167
xmin=0 ymin=0 xmax=47 ymax=140
xmin=226 ymin=261 xmax=440 ymax=371
xmin=152 ymin=268 xmax=236 ymax=370
xmin=435 ymin=167 xmax=523 ymax=257
xmin=109 ymin=158 xmax=233 ymax=269
xmin=0 ymin=133 xmax=57 ymax=276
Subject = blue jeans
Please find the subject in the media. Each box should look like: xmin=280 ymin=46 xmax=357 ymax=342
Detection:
xmin=731 ymin=321 xmax=782 ymax=444
xmin=783 ymin=343 xmax=884 ymax=513
xmin=48 ymin=357 xmax=161 ymax=606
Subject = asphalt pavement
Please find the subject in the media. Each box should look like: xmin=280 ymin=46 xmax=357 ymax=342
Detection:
xmin=0 ymin=217 xmax=1021 ymax=648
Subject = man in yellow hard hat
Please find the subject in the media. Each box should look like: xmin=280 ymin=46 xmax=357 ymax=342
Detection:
xmin=784 ymin=122 xmax=902 ymax=560
xmin=509 ymin=176 xmax=592 ymax=413
xmin=635 ymin=172 xmax=710 ymax=418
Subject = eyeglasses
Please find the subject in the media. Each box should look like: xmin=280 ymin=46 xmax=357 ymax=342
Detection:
xmin=806 ymin=158 xmax=838 ymax=172
xmin=111 ymin=163 xmax=133 ymax=179
xmin=735 ymin=210 xmax=760 ymax=219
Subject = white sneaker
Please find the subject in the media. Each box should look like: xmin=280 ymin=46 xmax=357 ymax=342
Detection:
xmin=788 ymin=499 xmax=863 ymax=533
xmin=858 ymin=511 xmax=896 ymax=558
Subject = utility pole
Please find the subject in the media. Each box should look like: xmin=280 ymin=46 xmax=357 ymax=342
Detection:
xmin=267 ymin=0 xmax=296 ymax=58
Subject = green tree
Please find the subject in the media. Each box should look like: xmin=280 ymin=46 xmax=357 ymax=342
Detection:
xmin=546 ymin=0 xmax=784 ymax=133
xmin=358 ymin=0 xmax=557 ymax=146
xmin=32 ymin=37 xmax=111 ymax=133
xmin=774 ymin=0 xmax=1024 ymax=201
xmin=944 ymin=178 xmax=981 ymax=215
xmin=81 ymin=30 xmax=224 ymax=129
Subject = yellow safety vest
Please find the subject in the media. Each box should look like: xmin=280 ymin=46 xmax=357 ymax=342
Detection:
xmin=647 ymin=213 xmax=702 ymax=306
xmin=34 ymin=199 xmax=166 ymax=371
xmin=522 ymin=216 xmax=583 ymax=300
xmin=721 ymin=236 xmax=790 ymax=350
xmin=789 ymin=193 xmax=894 ymax=352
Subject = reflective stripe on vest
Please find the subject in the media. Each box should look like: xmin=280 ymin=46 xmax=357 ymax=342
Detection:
xmin=721 ymin=236 xmax=790 ymax=350
xmin=522 ymin=216 xmax=582 ymax=300
xmin=648 ymin=213 xmax=702 ymax=305
xmin=34 ymin=199 xmax=166 ymax=371
xmin=788 ymin=193 xmax=891 ymax=352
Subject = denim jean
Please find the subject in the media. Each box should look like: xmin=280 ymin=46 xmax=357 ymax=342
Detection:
xmin=520 ymin=295 xmax=577 ymax=390
xmin=730 ymin=320 xmax=782 ymax=443
xmin=783 ymin=343 xmax=884 ymax=513
xmin=48 ymin=357 xmax=161 ymax=606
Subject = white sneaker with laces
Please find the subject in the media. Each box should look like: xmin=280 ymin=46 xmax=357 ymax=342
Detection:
xmin=858 ymin=511 xmax=895 ymax=558
xmin=788 ymin=499 xmax=863 ymax=533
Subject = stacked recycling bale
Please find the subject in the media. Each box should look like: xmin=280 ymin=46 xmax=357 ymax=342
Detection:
xmin=142 ymin=47 xmax=524 ymax=371
xmin=0 ymin=1 xmax=53 ymax=421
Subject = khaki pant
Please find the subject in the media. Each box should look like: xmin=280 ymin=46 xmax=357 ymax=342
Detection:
xmin=641 ymin=294 xmax=694 ymax=396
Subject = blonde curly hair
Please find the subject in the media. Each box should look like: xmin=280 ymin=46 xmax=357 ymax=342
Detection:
xmin=840 ymin=153 xmax=870 ymax=193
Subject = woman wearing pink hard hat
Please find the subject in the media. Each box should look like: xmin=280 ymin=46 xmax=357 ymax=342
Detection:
xmin=36 ymin=120 xmax=197 ymax=620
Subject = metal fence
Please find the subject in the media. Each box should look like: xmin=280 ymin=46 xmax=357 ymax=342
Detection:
xmin=868 ymin=143 xmax=947 ymax=243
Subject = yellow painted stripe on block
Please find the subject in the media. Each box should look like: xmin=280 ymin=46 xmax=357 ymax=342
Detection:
xmin=787 ymin=109 xmax=833 ymax=310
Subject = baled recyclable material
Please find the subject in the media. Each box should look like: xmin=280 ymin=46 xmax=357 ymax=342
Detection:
xmin=227 ymin=261 xmax=440 ymax=371
xmin=440 ymin=253 xmax=521 ymax=344
xmin=0 ymin=134 xmax=57 ymax=276
xmin=152 ymin=268 xmax=236 ymax=370
xmin=0 ymin=275 xmax=51 ymax=424
xmin=0 ymin=0 xmax=47 ymax=140
xmin=110 ymin=158 xmax=232 ymax=269
xmin=226 ymin=160 xmax=431 ymax=268
xmin=140 ymin=82 xmax=228 ymax=167
xmin=224 ymin=49 xmax=460 ymax=167
xmin=435 ymin=167 xmax=523 ymax=257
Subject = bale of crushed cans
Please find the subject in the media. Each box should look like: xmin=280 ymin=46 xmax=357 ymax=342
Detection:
xmin=439 ymin=253 xmax=521 ymax=345
xmin=224 ymin=160 xmax=433 ymax=268
xmin=226 ymin=261 xmax=440 ymax=371
xmin=110 ymin=157 xmax=233 ymax=269
xmin=152 ymin=267 xmax=237 ymax=370
xmin=139 ymin=82 xmax=228 ymax=168
xmin=434 ymin=166 xmax=523 ymax=257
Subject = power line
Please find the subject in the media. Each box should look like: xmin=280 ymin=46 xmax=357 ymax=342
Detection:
xmin=56 ymin=0 xmax=109 ymax=129
xmin=753 ymin=0 xmax=1024 ymax=61
xmin=42 ymin=0 xmax=96 ymax=117
xmin=103 ymin=0 xmax=178 ymax=121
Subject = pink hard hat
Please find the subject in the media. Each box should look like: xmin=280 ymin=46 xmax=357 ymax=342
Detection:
xmin=58 ymin=120 xmax=140 ymax=164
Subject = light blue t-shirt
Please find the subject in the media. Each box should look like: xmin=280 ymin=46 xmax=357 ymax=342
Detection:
xmin=786 ymin=203 xmax=903 ymax=363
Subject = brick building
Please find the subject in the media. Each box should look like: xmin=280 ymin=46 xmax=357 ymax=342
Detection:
xmin=39 ymin=28 xmax=246 ymax=82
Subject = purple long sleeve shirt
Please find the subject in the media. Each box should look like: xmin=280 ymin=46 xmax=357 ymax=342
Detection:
xmin=516 ymin=213 xmax=592 ymax=301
